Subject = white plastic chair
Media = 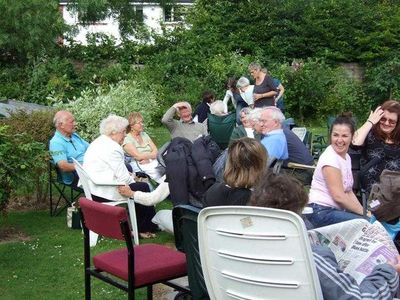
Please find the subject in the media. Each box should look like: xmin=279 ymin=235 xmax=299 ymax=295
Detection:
xmin=197 ymin=206 xmax=323 ymax=300
xmin=72 ymin=158 xmax=139 ymax=246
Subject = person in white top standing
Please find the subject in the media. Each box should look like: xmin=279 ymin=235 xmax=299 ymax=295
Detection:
xmin=307 ymin=113 xmax=368 ymax=228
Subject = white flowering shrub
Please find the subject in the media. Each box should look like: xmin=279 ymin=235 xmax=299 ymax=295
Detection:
xmin=58 ymin=80 xmax=160 ymax=141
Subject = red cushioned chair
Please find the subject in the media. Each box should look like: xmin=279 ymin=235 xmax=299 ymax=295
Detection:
xmin=79 ymin=197 xmax=188 ymax=299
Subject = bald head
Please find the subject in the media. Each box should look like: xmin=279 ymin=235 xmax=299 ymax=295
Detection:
xmin=54 ymin=110 xmax=76 ymax=137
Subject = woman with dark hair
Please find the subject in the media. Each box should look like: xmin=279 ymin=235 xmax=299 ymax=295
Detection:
xmin=193 ymin=90 xmax=216 ymax=123
xmin=308 ymin=113 xmax=366 ymax=228
xmin=352 ymin=100 xmax=400 ymax=192
xmin=248 ymin=62 xmax=278 ymax=108
xmin=223 ymin=77 xmax=248 ymax=124
xmin=202 ymin=137 xmax=267 ymax=207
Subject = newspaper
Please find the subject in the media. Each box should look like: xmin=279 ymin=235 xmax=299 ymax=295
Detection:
xmin=308 ymin=219 xmax=399 ymax=284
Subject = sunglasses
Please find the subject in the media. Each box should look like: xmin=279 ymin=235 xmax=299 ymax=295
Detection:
xmin=380 ymin=117 xmax=397 ymax=126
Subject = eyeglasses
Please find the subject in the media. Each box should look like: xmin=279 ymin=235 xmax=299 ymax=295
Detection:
xmin=380 ymin=117 xmax=397 ymax=126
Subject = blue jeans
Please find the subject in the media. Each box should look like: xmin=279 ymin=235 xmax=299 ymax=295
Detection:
xmin=307 ymin=203 xmax=365 ymax=229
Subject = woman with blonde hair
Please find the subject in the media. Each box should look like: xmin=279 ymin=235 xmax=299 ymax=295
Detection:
xmin=123 ymin=111 xmax=164 ymax=183
xmin=202 ymin=137 xmax=267 ymax=207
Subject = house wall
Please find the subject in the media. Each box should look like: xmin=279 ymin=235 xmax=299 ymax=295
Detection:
xmin=59 ymin=2 xmax=191 ymax=45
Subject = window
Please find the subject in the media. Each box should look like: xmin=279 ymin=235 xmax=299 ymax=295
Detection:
xmin=134 ymin=6 xmax=144 ymax=23
xmin=164 ymin=5 xmax=186 ymax=22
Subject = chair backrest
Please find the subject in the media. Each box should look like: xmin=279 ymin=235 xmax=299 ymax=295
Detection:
xmin=291 ymin=127 xmax=307 ymax=143
xmin=198 ymin=206 xmax=323 ymax=300
xmin=207 ymin=113 xmax=236 ymax=150
xmin=80 ymin=197 xmax=127 ymax=240
xmin=72 ymin=158 xmax=93 ymax=200
xmin=173 ymin=205 xmax=209 ymax=300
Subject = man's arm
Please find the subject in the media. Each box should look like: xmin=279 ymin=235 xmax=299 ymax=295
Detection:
xmin=161 ymin=106 xmax=178 ymax=131
xmin=313 ymin=245 xmax=399 ymax=300
xmin=49 ymin=140 xmax=75 ymax=172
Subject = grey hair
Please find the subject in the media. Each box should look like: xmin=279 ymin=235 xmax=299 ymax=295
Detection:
xmin=249 ymin=108 xmax=263 ymax=121
xmin=240 ymin=107 xmax=252 ymax=121
xmin=248 ymin=62 xmax=262 ymax=71
xmin=236 ymin=76 xmax=250 ymax=88
xmin=53 ymin=110 xmax=72 ymax=127
xmin=99 ymin=115 xmax=129 ymax=136
xmin=262 ymin=107 xmax=285 ymax=124
xmin=210 ymin=100 xmax=227 ymax=116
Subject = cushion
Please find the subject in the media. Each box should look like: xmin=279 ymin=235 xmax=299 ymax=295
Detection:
xmin=93 ymin=244 xmax=187 ymax=287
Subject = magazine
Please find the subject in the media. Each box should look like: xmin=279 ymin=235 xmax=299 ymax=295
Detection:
xmin=308 ymin=219 xmax=399 ymax=284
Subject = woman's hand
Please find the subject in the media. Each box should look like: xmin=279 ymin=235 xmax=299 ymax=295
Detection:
xmin=368 ymin=106 xmax=384 ymax=125
xmin=388 ymin=255 xmax=400 ymax=274
xmin=138 ymin=159 xmax=150 ymax=164
xmin=253 ymin=93 xmax=263 ymax=101
xmin=118 ymin=185 xmax=134 ymax=198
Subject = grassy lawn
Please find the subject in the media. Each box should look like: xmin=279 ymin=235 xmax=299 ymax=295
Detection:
xmin=0 ymin=206 xmax=175 ymax=299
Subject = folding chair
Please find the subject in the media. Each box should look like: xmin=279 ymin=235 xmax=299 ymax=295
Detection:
xmin=72 ymin=158 xmax=139 ymax=246
xmin=48 ymin=161 xmax=82 ymax=216
xmin=207 ymin=112 xmax=236 ymax=150
xmin=197 ymin=206 xmax=323 ymax=300
xmin=79 ymin=198 xmax=189 ymax=300
xmin=312 ymin=116 xmax=335 ymax=159
xmin=173 ymin=205 xmax=209 ymax=300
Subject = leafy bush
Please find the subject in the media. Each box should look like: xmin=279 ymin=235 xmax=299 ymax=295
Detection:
xmin=0 ymin=67 xmax=27 ymax=100
xmin=0 ymin=110 xmax=55 ymax=211
xmin=268 ymin=59 xmax=369 ymax=124
xmin=0 ymin=125 xmax=48 ymax=213
xmin=363 ymin=56 xmax=400 ymax=106
xmin=24 ymin=56 xmax=78 ymax=104
xmin=56 ymin=79 xmax=160 ymax=141
xmin=0 ymin=110 xmax=55 ymax=144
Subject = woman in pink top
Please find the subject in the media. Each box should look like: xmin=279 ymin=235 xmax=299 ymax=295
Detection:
xmin=308 ymin=114 xmax=367 ymax=228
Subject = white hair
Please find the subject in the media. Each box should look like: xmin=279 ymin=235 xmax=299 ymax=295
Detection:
xmin=99 ymin=115 xmax=129 ymax=136
xmin=262 ymin=107 xmax=285 ymax=124
xmin=210 ymin=100 xmax=227 ymax=116
xmin=236 ymin=76 xmax=250 ymax=88
xmin=249 ymin=108 xmax=263 ymax=121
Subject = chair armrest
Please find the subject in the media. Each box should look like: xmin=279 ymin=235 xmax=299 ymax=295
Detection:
xmin=287 ymin=162 xmax=316 ymax=170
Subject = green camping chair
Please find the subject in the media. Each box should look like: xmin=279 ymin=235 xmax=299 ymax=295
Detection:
xmin=207 ymin=112 xmax=236 ymax=150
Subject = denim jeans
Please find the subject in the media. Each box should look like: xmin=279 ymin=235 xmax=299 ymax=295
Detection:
xmin=307 ymin=203 xmax=366 ymax=229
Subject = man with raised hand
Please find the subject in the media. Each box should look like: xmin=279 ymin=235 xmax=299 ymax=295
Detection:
xmin=161 ymin=101 xmax=207 ymax=142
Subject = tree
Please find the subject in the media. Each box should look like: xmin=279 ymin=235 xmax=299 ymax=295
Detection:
xmin=0 ymin=0 xmax=67 ymax=64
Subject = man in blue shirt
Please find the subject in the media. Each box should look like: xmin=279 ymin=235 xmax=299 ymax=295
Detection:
xmin=256 ymin=107 xmax=288 ymax=162
xmin=49 ymin=110 xmax=89 ymax=185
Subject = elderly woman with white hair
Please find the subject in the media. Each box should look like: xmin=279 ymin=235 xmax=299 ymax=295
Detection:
xmin=236 ymin=76 xmax=255 ymax=108
xmin=83 ymin=115 xmax=157 ymax=238
xmin=230 ymin=107 xmax=255 ymax=141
